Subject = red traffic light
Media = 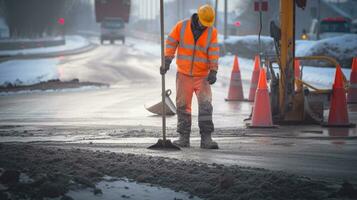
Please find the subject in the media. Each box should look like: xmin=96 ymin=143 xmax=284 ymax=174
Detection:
xmin=58 ymin=18 xmax=65 ymax=25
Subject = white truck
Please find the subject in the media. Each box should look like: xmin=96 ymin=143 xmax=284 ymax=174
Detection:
xmin=95 ymin=0 xmax=130 ymax=44
xmin=302 ymin=17 xmax=354 ymax=40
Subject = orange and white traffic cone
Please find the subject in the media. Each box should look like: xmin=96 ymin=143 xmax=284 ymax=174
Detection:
xmin=347 ymin=57 xmax=357 ymax=104
xmin=248 ymin=68 xmax=276 ymax=128
xmin=248 ymin=55 xmax=261 ymax=102
xmin=324 ymin=65 xmax=355 ymax=127
xmin=225 ymin=55 xmax=244 ymax=101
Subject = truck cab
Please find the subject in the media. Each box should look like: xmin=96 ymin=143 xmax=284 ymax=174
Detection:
xmin=304 ymin=17 xmax=353 ymax=40
xmin=100 ymin=17 xmax=125 ymax=44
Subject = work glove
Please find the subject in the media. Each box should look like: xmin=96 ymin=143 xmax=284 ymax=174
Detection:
xmin=160 ymin=58 xmax=172 ymax=75
xmin=207 ymin=70 xmax=217 ymax=85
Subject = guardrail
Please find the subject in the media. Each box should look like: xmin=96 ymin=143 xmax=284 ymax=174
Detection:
xmin=0 ymin=38 xmax=65 ymax=50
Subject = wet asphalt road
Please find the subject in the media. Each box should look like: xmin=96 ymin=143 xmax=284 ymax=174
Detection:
xmin=0 ymin=39 xmax=357 ymax=183
xmin=0 ymin=40 xmax=252 ymax=128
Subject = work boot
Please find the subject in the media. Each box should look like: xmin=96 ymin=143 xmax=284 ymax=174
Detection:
xmin=173 ymin=133 xmax=190 ymax=147
xmin=200 ymin=132 xmax=219 ymax=149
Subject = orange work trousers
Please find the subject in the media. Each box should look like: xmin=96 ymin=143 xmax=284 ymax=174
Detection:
xmin=176 ymin=72 xmax=214 ymax=135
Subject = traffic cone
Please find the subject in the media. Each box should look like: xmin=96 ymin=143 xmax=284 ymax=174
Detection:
xmin=294 ymin=59 xmax=301 ymax=79
xmin=225 ymin=55 xmax=244 ymax=101
xmin=347 ymin=57 xmax=357 ymax=104
xmin=248 ymin=55 xmax=261 ymax=101
xmin=324 ymin=65 xmax=355 ymax=127
xmin=248 ymin=68 xmax=275 ymax=128
xmin=294 ymin=59 xmax=303 ymax=91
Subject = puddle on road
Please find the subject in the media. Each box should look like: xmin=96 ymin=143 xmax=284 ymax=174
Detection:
xmin=66 ymin=177 xmax=202 ymax=200
xmin=324 ymin=127 xmax=357 ymax=138
xmin=299 ymin=127 xmax=357 ymax=137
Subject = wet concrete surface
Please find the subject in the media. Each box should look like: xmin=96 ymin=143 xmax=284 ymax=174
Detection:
xmin=0 ymin=40 xmax=357 ymax=185
xmin=29 ymin=134 xmax=355 ymax=184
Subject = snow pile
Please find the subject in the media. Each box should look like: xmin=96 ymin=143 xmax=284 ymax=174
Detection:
xmin=0 ymin=35 xmax=90 ymax=56
xmin=295 ymin=40 xmax=316 ymax=56
xmin=296 ymin=35 xmax=357 ymax=68
xmin=218 ymin=55 xmax=351 ymax=89
xmin=0 ymin=58 xmax=59 ymax=86
xmin=220 ymin=34 xmax=356 ymax=68
xmin=219 ymin=35 xmax=275 ymax=58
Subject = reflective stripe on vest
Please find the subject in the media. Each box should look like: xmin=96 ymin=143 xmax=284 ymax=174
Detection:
xmin=208 ymin=51 xmax=220 ymax=56
xmin=177 ymin=55 xmax=208 ymax=63
xmin=350 ymin=83 xmax=357 ymax=89
xmin=209 ymin=58 xmax=218 ymax=64
xmin=208 ymin=43 xmax=219 ymax=48
xmin=166 ymin=44 xmax=176 ymax=49
xmin=167 ymin=36 xmax=178 ymax=44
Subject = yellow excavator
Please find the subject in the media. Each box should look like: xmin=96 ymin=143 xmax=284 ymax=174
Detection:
xmin=267 ymin=0 xmax=346 ymax=124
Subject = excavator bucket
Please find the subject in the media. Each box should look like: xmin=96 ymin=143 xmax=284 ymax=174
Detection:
xmin=145 ymin=89 xmax=176 ymax=115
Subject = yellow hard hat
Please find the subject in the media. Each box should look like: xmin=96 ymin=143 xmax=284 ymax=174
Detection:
xmin=197 ymin=4 xmax=215 ymax=27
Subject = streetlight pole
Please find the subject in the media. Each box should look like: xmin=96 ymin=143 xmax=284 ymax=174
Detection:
xmin=317 ymin=0 xmax=321 ymax=40
xmin=214 ymin=0 xmax=218 ymax=27
xmin=224 ymin=0 xmax=227 ymax=40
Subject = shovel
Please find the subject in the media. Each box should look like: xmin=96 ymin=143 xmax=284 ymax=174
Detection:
xmin=148 ymin=0 xmax=180 ymax=150
xmin=145 ymin=89 xmax=176 ymax=115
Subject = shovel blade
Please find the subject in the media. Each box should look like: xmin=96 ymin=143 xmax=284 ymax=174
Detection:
xmin=145 ymin=96 xmax=176 ymax=116
xmin=148 ymin=139 xmax=181 ymax=150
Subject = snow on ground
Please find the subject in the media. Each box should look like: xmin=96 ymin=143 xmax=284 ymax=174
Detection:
xmin=0 ymin=58 xmax=59 ymax=86
xmin=296 ymin=35 xmax=357 ymax=58
xmin=0 ymin=35 xmax=91 ymax=87
xmin=0 ymin=85 xmax=106 ymax=96
xmin=126 ymin=37 xmax=161 ymax=57
xmin=0 ymin=35 xmax=89 ymax=56
xmin=295 ymin=40 xmax=316 ymax=57
xmin=0 ymin=35 xmax=353 ymax=90
xmin=301 ymin=65 xmax=351 ymax=88
xmin=219 ymin=34 xmax=273 ymax=46
xmin=221 ymin=34 xmax=357 ymax=67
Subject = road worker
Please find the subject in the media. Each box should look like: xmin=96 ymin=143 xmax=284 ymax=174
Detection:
xmin=160 ymin=4 xmax=220 ymax=149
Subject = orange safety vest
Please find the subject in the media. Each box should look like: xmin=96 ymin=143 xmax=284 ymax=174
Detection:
xmin=165 ymin=19 xmax=219 ymax=77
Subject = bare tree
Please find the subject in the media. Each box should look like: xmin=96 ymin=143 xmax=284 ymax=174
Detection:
xmin=3 ymin=0 xmax=78 ymax=38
